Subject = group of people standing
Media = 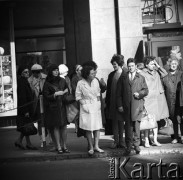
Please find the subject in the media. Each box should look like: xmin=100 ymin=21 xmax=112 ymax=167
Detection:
xmin=105 ymin=54 xmax=183 ymax=155
xmin=15 ymin=52 xmax=183 ymax=156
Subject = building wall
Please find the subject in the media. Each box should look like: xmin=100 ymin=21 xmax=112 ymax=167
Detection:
xmin=89 ymin=0 xmax=116 ymax=81
xmin=89 ymin=0 xmax=142 ymax=81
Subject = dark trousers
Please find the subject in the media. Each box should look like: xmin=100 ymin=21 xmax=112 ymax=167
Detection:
xmin=112 ymin=118 xmax=125 ymax=145
xmin=125 ymin=119 xmax=140 ymax=148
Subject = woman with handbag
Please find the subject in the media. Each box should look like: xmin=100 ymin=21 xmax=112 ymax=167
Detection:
xmin=15 ymin=65 xmax=37 ymax=150
xmin=43 ymin=64 xmax=69 ymax=154
xmin=140 ymin=56 xmax=169 ymax=147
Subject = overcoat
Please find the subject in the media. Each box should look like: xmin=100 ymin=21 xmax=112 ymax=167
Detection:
xmin=43 ymin=77 xmax=67 ymax=130
xmin=162 ymin=70 xmax=183 ymax=118
xmin=16 ymin=76 xmax=34 ymax=130
xmin=117 ymin=72 xmax=148 ymax=122
xmin=75 ymin=78 xmax=102 ymax=131
xmin=28 ymin=73 xmax=47 ymax=115
xmin=105 ymin=68 xmax=127 ymax=135
xmin=140 ymin=67 xmax=169 ymax=121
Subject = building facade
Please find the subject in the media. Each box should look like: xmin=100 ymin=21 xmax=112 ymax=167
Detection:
xmin=0 ymin=0 xmax=183 ymax=124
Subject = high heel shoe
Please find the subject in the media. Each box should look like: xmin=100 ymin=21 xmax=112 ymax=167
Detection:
xmin=62 ymin=148 xmax=70 ymax=153
xmin=14 ymin=142 xmax=26 ymax=150
xmin=57 ymin=149 xmax=63 ymax=154
xmin=94 ymin=147 xmax=104 ymax=153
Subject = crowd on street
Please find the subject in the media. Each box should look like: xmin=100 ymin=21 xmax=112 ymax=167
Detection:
xmin=14 ymin=51 xmax=183 ymax=156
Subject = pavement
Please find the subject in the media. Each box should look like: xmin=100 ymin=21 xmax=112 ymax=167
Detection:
xmin=0 ymin=124 xmax=183 ymax=163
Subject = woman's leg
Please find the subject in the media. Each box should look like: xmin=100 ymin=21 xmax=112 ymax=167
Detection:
xmin=144 ymin=130 xmax=150 ymax=148
xmin=153 ymin=127 xmax=161 ymax=146
xmin=25 ymin=136 xmax=38 ymax=150
xmin=86 ymin=130 xmax=94 ymax=153
xmin=53 ymin=127 xmax=62 ymax=152
xmin=93 ymin=130 xmax=104 ymax=152
xmin=60 ymin=126 xmax=70 ymax=152
xmin=15 ymin=133 xmax=25 ymax=149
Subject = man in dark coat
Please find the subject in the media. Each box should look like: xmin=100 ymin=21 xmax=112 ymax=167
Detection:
xmin=117 ymin=58 xmax=149 ymax=155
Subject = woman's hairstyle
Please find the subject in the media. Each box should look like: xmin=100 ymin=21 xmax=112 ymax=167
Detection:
xmin=143 ymin=56 xmax=155 ymax=66
xmin=81 ymin=65 xmax=94 ymax=80
xmin=75 ymin=64 xmax=82 ymax=72
xmin=46 ymin=64 xmax=60 ymax=83
xmin=110 ymin=54 xmax=124 ymax=67
xmin=82 ymin=61 xmax=98 ymax=71
xmin=127 ymin=58 xmax=136 ymax=65
xmin=169 ymin=58 xmax=179 ymax=65
xmin=17 ymin=65 xmax=29 ymax=76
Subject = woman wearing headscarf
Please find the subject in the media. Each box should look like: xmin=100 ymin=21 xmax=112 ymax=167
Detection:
xmin=43 ymin=64 xmax=69 ymax=154
xmin=15 ymin=65 xmax=37 ymax=150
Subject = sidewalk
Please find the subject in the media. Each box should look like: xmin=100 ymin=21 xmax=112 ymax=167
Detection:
xmin=0 ymin=124 xmax=183 ymax=163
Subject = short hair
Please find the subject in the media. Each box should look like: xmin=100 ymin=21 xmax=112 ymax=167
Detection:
xmin=127 ymin=58 xmax=137 ymax=65
xmin=136 ymin=63 xmax=144 ymax=70
xmin=169 ymin=58 xmax=179 ymax=65
xmin=81 ymin=65 xmax=94 ymax=80
xmin=82 ymin=61 xmax=98 ymax=71
xmin=143 ymin=56 xmax=155 ymax=66
xmin=110 ymin=54 xmax=124 ymax=67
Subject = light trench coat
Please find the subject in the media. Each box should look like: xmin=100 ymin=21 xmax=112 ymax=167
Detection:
xmin=75 ymin=78 xmax=102 ymax=131
xmin=140 ymin=68 xmax=169 ymax=121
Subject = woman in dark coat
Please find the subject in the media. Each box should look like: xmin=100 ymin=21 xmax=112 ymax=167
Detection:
xmin=105 ymin=54 xmax=128 ymax=149
xmin=15 ymin=65 xmax=37 ymax=150
xmin=43 ymin=64 xmax=69 ymax=154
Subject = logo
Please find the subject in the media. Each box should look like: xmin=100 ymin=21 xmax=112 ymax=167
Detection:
xmin=108 ymin=157 xmax=183 ymax=179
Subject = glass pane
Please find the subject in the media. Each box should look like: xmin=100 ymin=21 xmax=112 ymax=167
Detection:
xmin=157 ymin=46 xmax=182 ymax=66
xmin=16 ymin=50 xmax=66 ymax=74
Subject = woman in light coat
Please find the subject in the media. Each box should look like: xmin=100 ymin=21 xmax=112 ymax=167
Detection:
xmin=162 ymin=59 xmax=183 ymax=144
xmin=75 ymin=63 xmax=104 ymax=155
xmin=141 ymin=56 xmax=169 ymax=147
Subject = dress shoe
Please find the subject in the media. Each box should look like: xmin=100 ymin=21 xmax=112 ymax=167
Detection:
xmin=124 ymin=147 xmax=131 ymax=156
xmin=88 ymin=149 xmax=94 ymax=155
xmin=171 ymin=139 xmax=178 ymax=144
xmin=94 ymin=147 xmax=104 ymax=153
xmin=110 ymin=142 xmax=118 ymax=149
xmin=153 ymin=141 xmax=162 ymax=146
xmin=26 ymin=145 xmax=38 ymax=150
xmin=57 ymin=149 xmax=63 ymax=154
xmin=15 ymin=142 xmax=26 ymax=150
xmin=134 ymin=146 xmax=141 ymax=154
xmin=144 ymin=141 xmax=150 ymax=148
xmin=118 ymin=143 xmax=126 ymax=149
xmin=62 ymin=148 xmax=70 ymax=153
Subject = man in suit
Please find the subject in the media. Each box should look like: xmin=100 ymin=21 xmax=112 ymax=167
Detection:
xmin=117 ymin=58 xmax=149 ymax=155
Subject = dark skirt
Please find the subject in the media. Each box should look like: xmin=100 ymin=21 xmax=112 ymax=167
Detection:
xmin=44 ymin=105 xmax=68 ymax=130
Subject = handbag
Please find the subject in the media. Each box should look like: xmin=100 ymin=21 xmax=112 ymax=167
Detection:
xmin=66 ymin=103 xmax=79 ymax=123
xmin=158 ymin=118 xmax=174 ymax=135
xmin=140 ymin=109 xmax=157 ymax=131
xmin=63 ymin=93 xmax=75 ymax=105
xmin=17 ymin=116 xmax=37 ymax=136
xmin=21 ymin=123 xmax=38 ymax=136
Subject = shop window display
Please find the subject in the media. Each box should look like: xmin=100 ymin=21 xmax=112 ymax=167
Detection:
xmin=0 ymin=55 xmax=16 ymax=115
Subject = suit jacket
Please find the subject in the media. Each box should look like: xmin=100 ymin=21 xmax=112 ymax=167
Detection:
xmin=117 ymin=71 xmax=149 ymax=121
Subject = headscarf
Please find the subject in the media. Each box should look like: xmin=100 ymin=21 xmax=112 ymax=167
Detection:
xmin=46 ymin=64 xmax=60 ymax=83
